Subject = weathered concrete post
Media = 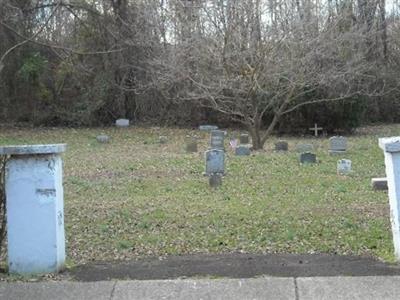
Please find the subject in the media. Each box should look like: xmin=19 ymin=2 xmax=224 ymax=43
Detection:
xmin=0 ymin=144 xmax=66 ymax=274
xmin=379 ymin=137 xmax=400 ymax=261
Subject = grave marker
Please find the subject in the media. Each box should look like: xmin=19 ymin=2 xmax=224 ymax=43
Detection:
xmin=209 ymin=174 xmax=222 ymax=188
xmin=296 ymin=144 xmax=314 ymax=153
xmin=337 ymin=159 xmax=352 ymax=175
xmin=275 ymin=141 xmax=288 ymax=151
xmin=199 ymin=125 xmax=218 ymax=131
xmin=235 ymin=145 xmax=251 ymax=156
xmin=205 ymin=149 xmax=225 ymax=175
xmin=96 ymin=134 xmax=110 ymax=143
xmin=371 ymin=177 xmax=388 ymax=191
xmin=240 ymin=133 xmax=249 ymax=144
xmin=309 ymin=123 xmax=323 ymax=137
xmin=329 ymin=136 xmax=347 ymax=155
xmin=185 ymin=136 xmax=198 ymax=153
xmin=300 ymin=152 xmax=316 ymax=164
xmin=210 ymin=130 xmax=225 ymax=150
xmin=116 ymin=119 xmax=129 ymax=127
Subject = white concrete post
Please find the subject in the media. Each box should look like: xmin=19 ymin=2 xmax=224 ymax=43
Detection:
xmin=379 ymin=137 xmax=400 ymax=261
xmin=0 ymin=144 xmax=66 ymax=274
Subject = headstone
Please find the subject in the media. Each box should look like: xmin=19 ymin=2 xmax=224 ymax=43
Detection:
xmin=371 ymin=177 xmax=388 ymax=191
xmin=329 ymin=136 xmax=347 ymax=155
xmin=0 ymin=144 xmax=66 ymax=274
xmin=96 ymin=134 xmax=110 ymax=143
xmin=159 ymin=136 xmax=168 ymax=144
xmin=379 ymin=137 xmax=400 ymax=261
xmin=337 ymin=159 xmax=352 ymax=175
xmin=240 ymin=133 xmax=249 ymax=144
xmin=185 ymin=136 xmax=198 ymax=153
xmin=275 ymin=141 xmax=288 ymax=151
xmin=300 ymin=152 xmax=316 ymax=164
xmin=235 ymin=145 xmax=251 ymax=156
xmin=205 ymin=149 xmax=225 ymax=175
xmin=209 ymin=174 xmax=222 ymax=188
xmin=309 ymin=123 xmax=323 ymax=137
xmin=296 ymin=144 xmax=314 ymax=153
xmin=210 ymin=130 xmax=225 ymax=150
xmin=199 ymin=125 xmax=218 ymax=131
xmin=115 ymin=119 xmax=129 ymax=127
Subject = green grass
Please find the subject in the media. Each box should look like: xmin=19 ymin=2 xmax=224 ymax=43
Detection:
xmin=0 ymin=125 xmax=398 ymax=264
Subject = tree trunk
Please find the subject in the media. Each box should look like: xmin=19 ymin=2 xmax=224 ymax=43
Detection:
xmin=248 ymin=125 xmax=262 ymax=150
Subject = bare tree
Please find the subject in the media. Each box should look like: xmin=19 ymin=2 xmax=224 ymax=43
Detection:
xmin=156 ymin=0 xmax=385 ymax=149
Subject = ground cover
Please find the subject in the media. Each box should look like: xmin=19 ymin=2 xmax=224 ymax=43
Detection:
xmin=0 ymin=125 xmax=396 ymax=265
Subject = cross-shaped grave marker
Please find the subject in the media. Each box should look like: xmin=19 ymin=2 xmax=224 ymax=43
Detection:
xmin=309 ymin=123 xmax=323 ymax=137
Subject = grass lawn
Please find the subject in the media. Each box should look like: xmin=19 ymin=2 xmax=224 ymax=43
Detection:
xmin=0 ymin=124 xmax=398 ymax=266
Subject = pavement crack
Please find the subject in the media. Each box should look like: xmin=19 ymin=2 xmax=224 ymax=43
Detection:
xmin=294 ymin=278 xmax=299 ymax=300
xmin=109 ymin=281 xmax=117 ymax=300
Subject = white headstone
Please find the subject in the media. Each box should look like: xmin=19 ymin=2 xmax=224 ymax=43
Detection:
xmin=309 ymin=123 xmax=323 ymax=137
xmin=96 ymin=134 xmax=110 ymax=143
xmin=116 ymin=119 xmax=130 ymax=127
xmin=337 ymin=159 xmax=352 ymax=175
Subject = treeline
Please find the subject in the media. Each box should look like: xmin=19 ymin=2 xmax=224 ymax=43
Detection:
xmin=1 ymin=1 xmax=400 ymax=137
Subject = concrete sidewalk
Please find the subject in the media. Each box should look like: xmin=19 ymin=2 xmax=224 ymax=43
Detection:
xmin=1 ymin=276 xmax=400 ymax=300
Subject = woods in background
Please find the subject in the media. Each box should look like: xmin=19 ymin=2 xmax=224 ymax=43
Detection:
xmin=1 ymin=1 xmax=400 ymax=144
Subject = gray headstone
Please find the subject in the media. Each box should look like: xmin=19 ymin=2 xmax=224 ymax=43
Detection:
xmin=296 ymin=144 xmax=314 ymax=153
xmin=235 ymin=145 xmax=251 ymax=156
xmin=240 ymin=133 xmax=249 ymax=144
xmin=116 ymin=119 xmax=130 ymax=127
xmin=185 ymin=136 xmax=198 ymax=153
xmin=199 ymin=125 xmax=218 ymax=131
xmin=371 ymin=178 xmax=388 ymax=191
xmin=275 ymin=141 xmax=288 ymax=151
xmin=329 ymin=136 xmax=347 ymax=154
xmin=205 ymin=149 xmax=225 ymax=175
xmin=159 ymin=136 xmax=168 ymax=144
xmin=300 ymin=152 xmax=316 ymax=164
xmin=337 ymin=159 xmax=352 ymax=175
xmin=209 ymin=174 xmax=222 ymax=188
xmin=96 ymin=134 xmax=110 ymax=143
xmin=210 ymin=130 xmax=225 ymax=150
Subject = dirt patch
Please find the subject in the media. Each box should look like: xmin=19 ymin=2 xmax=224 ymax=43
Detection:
xmin=69 ymin=253 xmax=400 ymax=281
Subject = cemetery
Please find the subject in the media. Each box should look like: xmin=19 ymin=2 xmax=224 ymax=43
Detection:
xmin=0 ymin=124 xmax=397 ymax=276
xmin=4 ymin=1 xmax=400 ymax=297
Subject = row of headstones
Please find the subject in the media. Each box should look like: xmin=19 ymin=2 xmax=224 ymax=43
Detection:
xmin=109 ymin=123 xmax=353 ymax=177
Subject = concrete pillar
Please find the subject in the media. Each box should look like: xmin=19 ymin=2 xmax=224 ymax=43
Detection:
xmin=379 ymin=137 xmax=400 ymax=261
xmin=0 ymin=144 xmax=66 ymax=274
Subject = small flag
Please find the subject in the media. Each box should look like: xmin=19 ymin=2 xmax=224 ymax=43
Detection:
xmin=230 ymin=139 xmax=238 ymax=149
